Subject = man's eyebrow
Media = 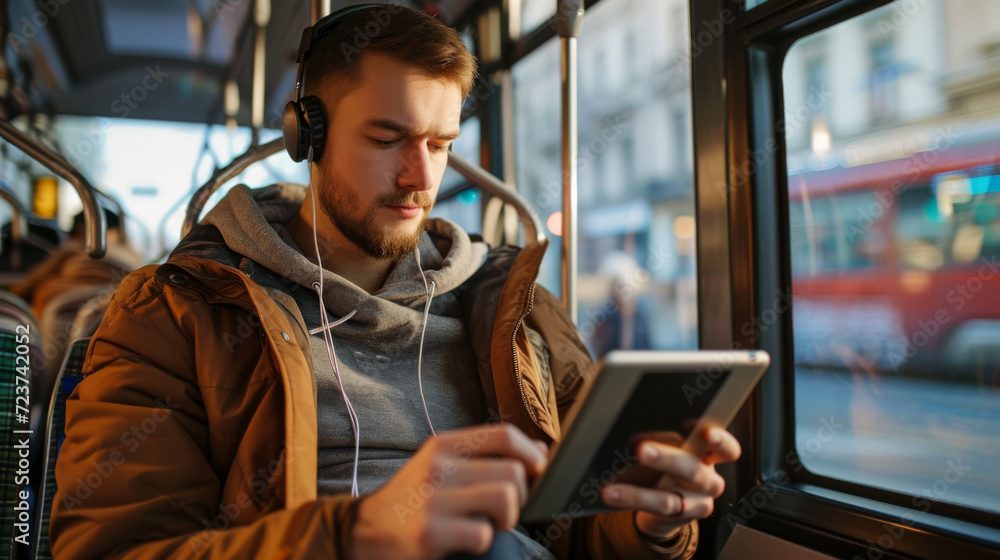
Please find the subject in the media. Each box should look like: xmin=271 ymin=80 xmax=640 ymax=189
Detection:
xmin=363 ymin=118 xmax=460 ymax=141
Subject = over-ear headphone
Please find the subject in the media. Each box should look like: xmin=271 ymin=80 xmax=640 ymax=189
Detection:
xmin=282 ymin=3 xmax=383 ymax=163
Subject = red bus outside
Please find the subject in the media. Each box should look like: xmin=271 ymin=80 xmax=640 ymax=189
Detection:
xmin=788 ymin=133 xmax=1000 ymax=382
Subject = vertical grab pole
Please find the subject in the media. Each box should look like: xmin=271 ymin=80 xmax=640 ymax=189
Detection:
xmin=311 ymin=0 xmax=331 ymax=24
xmin=252 ymin=0 xmax=271 ymax=143
xmin=557 ymin=0 xmax=583 ymax=325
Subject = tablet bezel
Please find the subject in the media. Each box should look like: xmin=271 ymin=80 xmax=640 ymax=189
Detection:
xmin=520 ymin=349 xmax=770 ymax=524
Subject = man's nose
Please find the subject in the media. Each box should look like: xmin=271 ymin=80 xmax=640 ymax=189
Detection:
xmin=397 ymin=143 xmax=436 ymax=192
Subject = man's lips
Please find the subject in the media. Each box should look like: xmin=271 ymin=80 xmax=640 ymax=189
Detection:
xmin=384 ymin=205 xmax=425 ymax=218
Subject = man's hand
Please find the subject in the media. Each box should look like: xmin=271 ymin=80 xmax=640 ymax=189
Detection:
xmin=350 ymin=423 xmax=549 ymax=560
xmin=599 ymin=427 xmax=741 ymax=541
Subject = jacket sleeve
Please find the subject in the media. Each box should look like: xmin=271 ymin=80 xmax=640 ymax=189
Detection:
xmin=50 ymin=267 xmax=358 ymax=560
xmin=525 ymin=286 xmax=699 ymax=560
xmin=571 ymin=512 xmax=698 ymax=560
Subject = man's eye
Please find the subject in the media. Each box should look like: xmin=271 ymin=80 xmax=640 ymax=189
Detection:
xmin=372 ymin=138 xmax=399 ymax=147
xmin=428 ymin=142 xmax=448 ymax=152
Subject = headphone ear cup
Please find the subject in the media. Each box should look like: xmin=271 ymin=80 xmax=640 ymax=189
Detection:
xmin=299 ymin=95 xmax=327 ymax=162
xmin=282 ymin=100 xmax=310 ymax=162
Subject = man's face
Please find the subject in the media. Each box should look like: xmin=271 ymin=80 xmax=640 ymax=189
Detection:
xmin=315 ymin=53 xmax=463 ymax=262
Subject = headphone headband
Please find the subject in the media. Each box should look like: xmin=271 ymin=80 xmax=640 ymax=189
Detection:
xmin=297 ymin=4 xmax=385 ymax=63
xmin=293 ymin=3 xmax=384 ymax=100
xmin=284 ymin=3 xmax=385 ymax=163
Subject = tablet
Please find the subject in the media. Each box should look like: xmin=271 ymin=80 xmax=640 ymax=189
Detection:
xmin=520 ymin=349 xmax=770 ymax=524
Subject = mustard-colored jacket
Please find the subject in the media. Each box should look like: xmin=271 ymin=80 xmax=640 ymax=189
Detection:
xmin=51 ymin=228 xmax=696 ymax=559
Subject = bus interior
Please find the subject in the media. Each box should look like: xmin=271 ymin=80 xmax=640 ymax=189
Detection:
xmin=0 ymin=0 xmax=998 ymax=558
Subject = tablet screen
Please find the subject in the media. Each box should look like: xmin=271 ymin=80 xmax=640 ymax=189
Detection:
xmin=561 ymin=369 xmax=732 ymax=516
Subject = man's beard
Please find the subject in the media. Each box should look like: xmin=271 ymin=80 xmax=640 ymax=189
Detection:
xmin=318 ymin=172 xmax=434 ymax=263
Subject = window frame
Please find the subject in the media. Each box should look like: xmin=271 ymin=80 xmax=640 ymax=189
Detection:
xmin=709 ymin=0 xmax=1000 ymax=556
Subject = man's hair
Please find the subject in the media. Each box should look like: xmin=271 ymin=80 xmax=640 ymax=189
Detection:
xmin=303 ymin=5 xmax=477 ymax=112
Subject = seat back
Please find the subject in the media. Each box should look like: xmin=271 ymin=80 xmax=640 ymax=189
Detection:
xmin=0 ymin=304 xmax=43 ymax=560
xmin=32 ymin=338 xmax=89 ymax=560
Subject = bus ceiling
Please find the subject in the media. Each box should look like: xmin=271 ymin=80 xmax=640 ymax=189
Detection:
xmin=3 ymin=0 xmax=310 ymax=125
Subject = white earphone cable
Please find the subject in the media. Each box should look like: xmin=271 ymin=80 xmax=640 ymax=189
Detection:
xmin=308 ymin=167 xmax=361 ymax=498
xmin=305 ymin=146 xmax=437 ymax=494
xmin=414 ymin=247 xmax=437 ymax=438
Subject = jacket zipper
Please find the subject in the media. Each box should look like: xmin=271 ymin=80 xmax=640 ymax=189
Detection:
xmin=510 ymin=254 xmax=545 ymax=425
xmin=177 ymin=266 xmax=244 ymax=285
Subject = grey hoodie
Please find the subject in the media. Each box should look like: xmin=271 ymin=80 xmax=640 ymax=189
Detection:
xmin=202 ymin=183 xmax=491 ymax=495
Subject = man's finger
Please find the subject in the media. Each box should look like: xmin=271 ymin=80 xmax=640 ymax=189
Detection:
xmin=533 ymin=439 xmax=549 ymax=457
xmin=428 ymin=483 xmax=521 ymax=531
xmin=443 ymin=424 xmax=548 ymax=475
xmin=636 ymin=441 xmax=724 ymax=494
xmin=600 ymin=484 xmax=713 ymax=520
xmin=439 ymin=459 xmax=529 ymax=504
xmin=427 ymin=515 xmax=493 ymax=557
xmin=700 ymin=428 xmax=741 ymax=465
xmin=629 ymin=430 xmax=685 ymax=449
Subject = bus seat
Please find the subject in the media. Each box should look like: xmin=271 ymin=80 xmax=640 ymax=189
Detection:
xmin=0 ymin=222 xmax=61 ymax=281
xmin=32 ymin=338 xmax=88 ymax=560
xmin=0 ymin=306 xmax=45 ymax=560
xmin=0 ymin=291 xmax=37 ymax=326
xmin=68 ymin=291 xmax=114 ymax=342
xmin=38 ymin=288 xmax=105 ymax=377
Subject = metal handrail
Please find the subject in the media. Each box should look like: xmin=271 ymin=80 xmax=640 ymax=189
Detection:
xmin=181 ymin=141 xmax=545 ymax=245
xmin=94 ymin=189 xmax=128 ymax=243
xmin=181 ymin=138 xmax=284 ymax=237
xmin=446 ymin=151 xmax=545 ymax=245
xmin=181 ymin=0 xmax=273 ymax=240
xmin=0 ymin=183 xmax=28 ymax=245
xmin=0 ymin=119 xmax=106 ymax=258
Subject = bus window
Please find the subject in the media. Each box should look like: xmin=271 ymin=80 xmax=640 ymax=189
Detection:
xmin=16 ymin=117 xmax=307 ymax=260
xmin=789 ymin=191 xmax=883 ymax=276
xmin=783 ymin=0 xmax=1000 ymax=517
xmin=518 ymin=0 xmax=557 ymax=37
xmin=514 ymin=0 xmax=698 ymax=358
xmin=896 ymin=184 xmax=951 ymax=270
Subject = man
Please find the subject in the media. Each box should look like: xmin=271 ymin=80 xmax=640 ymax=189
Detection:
xmin=51 ymin=5 xmax=740 ymax=559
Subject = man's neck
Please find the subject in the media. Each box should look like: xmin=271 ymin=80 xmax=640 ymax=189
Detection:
xmin=286 ymin=200 xmax=395 ymax=295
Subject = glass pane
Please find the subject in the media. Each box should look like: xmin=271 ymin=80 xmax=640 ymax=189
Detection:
xmin=514 ymin=0 xmax=697 ymax=359
xmin=785 ymin=0 xmax=1000 ymax=515
xmin=17 ymin=118 xmax=306 ymax=261
xmin=745 ymin=0 xmax=771 ymax=10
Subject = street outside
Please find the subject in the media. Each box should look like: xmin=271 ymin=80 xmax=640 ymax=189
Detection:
xmin=795 ymin=367 xmax=1000 ymax=515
